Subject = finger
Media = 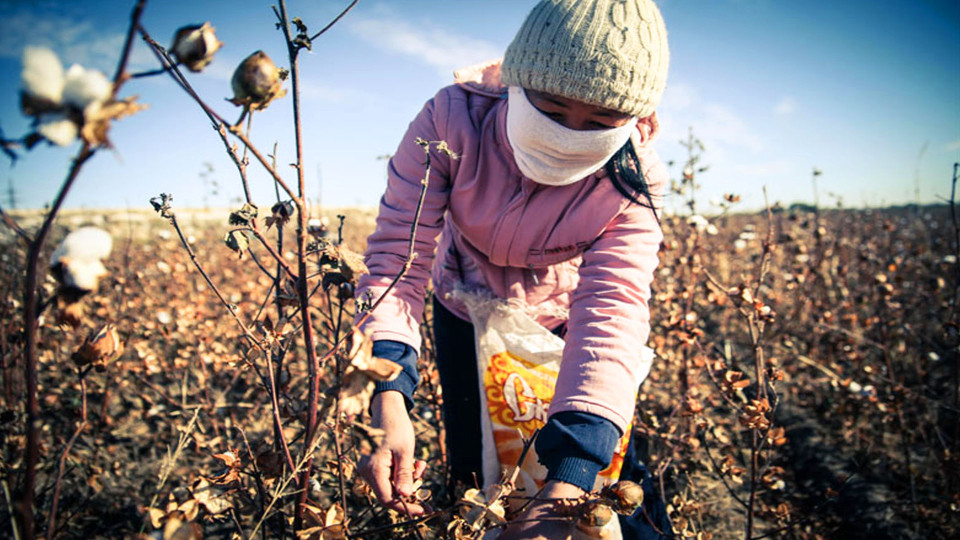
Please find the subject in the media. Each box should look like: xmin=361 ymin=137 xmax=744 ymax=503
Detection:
xmin=385 ymin=496 xmax=425 ymax=516
xmin=391 ymin=449 xmax=417 ymax=497
xmin=361 ymin=450 xmax=395 ymax=507
xmin=412 ymin=459 xmax=427 ymax=481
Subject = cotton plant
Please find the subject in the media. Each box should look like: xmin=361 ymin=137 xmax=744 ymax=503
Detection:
xmin=49 ymin=226 xmax=113 ymax=294
xmin=19 ymin=46 xmax=145 ymax=148
xmin=687 ymin=214 xmax=718 ymax=235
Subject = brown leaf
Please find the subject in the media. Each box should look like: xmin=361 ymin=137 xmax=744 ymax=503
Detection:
xmin=210 ymin=449 xmax=242 ymax=485
xmin=80 ymin=96 xmax=147 ymax=148
xmin=191 ymin=478 xmax=233 ymax=515
xmin=343 ymin=328 xmax=402 ymax=382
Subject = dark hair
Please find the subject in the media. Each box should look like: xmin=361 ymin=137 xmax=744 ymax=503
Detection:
xmin=604 ymin=142 xmax=660 ymax=224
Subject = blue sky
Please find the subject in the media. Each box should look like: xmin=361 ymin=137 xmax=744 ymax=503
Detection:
xmin=0 ymin=0 xmax=958 ymax=213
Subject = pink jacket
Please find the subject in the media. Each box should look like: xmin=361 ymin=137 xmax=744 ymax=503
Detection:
xmin=357 ymin=62 xmax=666 ymax=432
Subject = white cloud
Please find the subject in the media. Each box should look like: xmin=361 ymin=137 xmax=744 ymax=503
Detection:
xmin=348 ymin=16 xmax=501 ymax=77
xmin=658 ymin=84 xmax=763 ymax=156
xmin=0 ymin=5 xmax=155 ymax=73
xmin=774 ymin=95 xmax=797 ymax=115
xmin=946 ymin=139 xmax=960 ymax=152
xmin=297 ymin=79 xmax=354 ymax=103
xmin=701 ymin=103 xmax=764 ymax=153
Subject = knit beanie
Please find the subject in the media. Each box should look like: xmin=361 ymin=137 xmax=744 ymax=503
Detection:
xmin=501 ymin=0 xmax=669 ymax=119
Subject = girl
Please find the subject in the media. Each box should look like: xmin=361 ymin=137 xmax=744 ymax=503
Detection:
xmin=357 ymin=0 xmax=672 ymax=536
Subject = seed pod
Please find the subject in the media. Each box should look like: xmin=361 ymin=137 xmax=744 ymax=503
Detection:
xmin=600 ymin=480 xmax=645 ymax=514
xmin=574 ymin=500 xmax=617 ymax=538
xmin=171 ymin=22 xmax=222 ymax=72
xmin=73 ymin=324 xmax=124 ymax=370
xmin=229 ymin=51 xmax=286 ymax=110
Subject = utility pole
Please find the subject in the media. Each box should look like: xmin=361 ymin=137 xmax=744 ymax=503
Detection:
xmin=6 ymin=177 xmax=15 ymax=209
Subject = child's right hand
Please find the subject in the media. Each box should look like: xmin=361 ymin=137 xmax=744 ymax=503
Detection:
xmin=359 ymin=390 xmax=427 ymax=515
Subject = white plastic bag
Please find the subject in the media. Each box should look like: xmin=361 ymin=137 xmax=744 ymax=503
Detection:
xmin=452 ymin=289 xmax=653 ymax=500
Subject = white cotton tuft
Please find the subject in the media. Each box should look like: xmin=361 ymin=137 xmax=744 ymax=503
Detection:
xmin=21 ymin=46 xmax=65 ymax=104
xmin=687 ymin=214 xmax=709 ymax=231
xmin=36 ymin=112 xmax=78 ymax=146
xmin=59 ymin=259 xmax=108 ymax=291
xmin=52 ymin=227 xmax=113 ymax=262
xmin=51 ymin=227 xmax=113 ymax=291
xmin=62 ymin=64 xmax=111 ymax=110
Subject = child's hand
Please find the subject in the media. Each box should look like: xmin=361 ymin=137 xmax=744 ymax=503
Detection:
xmin=359 ymin=391 xmax=427 ymax=515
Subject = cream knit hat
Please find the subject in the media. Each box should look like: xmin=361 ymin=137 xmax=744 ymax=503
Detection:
xmin=501 ymin=0 xmax=669 ymax=119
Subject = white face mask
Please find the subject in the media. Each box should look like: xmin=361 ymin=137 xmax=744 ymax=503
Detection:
xmin=505 ymin=86 xmax=637 ymax=186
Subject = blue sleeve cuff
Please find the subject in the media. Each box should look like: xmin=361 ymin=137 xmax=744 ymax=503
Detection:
xmin=371 ymin=340 xmax=419 ymax=410
xmin=535 ymin=411 xmax=622 ymax=492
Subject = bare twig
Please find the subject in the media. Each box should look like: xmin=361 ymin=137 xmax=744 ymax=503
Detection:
xmin=161 ymin=206 xmax=263 ymax=349
xmin=138 ymin=29 xmax=302 ymax=208
xmin=308 ymin=0 xmax=360 ymax=42
xmin=0 ymin=205 xmax=29 ymax=242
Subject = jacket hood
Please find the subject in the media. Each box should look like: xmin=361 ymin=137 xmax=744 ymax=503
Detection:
xmin=453 ymin=59 xmax=507 ymax=98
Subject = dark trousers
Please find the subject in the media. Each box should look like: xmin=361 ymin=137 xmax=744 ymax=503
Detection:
xmin=432 ymin=295 xmax=485 ymax=485
xmin=431 ymin=297 xmax=673 ymax=538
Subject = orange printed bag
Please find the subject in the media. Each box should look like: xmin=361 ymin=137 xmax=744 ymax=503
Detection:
xmin=453 ymin=289 xmax=652 ymax=499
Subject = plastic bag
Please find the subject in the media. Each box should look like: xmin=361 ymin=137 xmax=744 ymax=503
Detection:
xmin=453 ymin=289 xmax=654 ymax=500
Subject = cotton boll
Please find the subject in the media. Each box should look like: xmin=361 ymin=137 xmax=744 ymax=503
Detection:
xmin=58 ymin=259 xmax=108 ymax=291
xmin=62 ymin=64 xmax=111 ymax=110
xmin=171 ymin=22 xmax=222 ymax=72
xmin=21 ymin=46 xmax=64 ymax=105
xmin=50 ymin=227 xmax=113 ymax=293
xmin=36 ymin=112 xmax=78 ymax=146
xmin=687 ymin=214 xmax=708 ymax=231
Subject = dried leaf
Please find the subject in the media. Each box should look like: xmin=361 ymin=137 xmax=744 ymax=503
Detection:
xmin=229 ymin=203 xmax=258 ymax=226
xmin=73 ymin=324 xmax=124 ymax=369
xmin=191 ymin=478 xmax=233 ymax=515
xmin=224 ymin=230 xmax=249 ymax=257
xmin=80 ymin=96 xmax=147 ymax=148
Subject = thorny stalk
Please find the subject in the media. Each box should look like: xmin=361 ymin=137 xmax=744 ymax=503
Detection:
xmin=272 ymin=1 xmax=325 ymax=527
xmin=744 ymin=188 xmax=777 ymax=540
xmin=16 ymin=115 xmax=95 ymax=540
